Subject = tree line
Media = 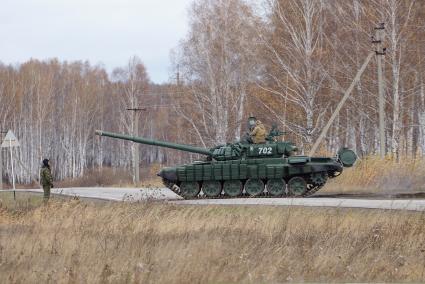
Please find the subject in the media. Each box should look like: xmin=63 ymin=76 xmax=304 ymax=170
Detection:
xmin=1 ymin=0 xmax=424 ymax=184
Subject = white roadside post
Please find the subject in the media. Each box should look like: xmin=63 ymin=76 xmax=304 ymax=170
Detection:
xmin=0 ymin=141 xmax=2 ymax=191
xmin=1 ymin=130 xmax=20 ymax=200
xmin=0 ymin=129 xmax=7 ymax=191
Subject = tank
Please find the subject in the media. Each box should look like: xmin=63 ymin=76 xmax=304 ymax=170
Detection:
xmin=95 ymin=128 xmax=356 ymax=199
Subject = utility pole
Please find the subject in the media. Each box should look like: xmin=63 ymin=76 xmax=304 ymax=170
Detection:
xmin=309 ymin=52 xmax=375 ymax=156
xmin=127 ymin=107 xmax=146 ymax=185
xmin=175 ymin=65 xmax=183 ymax=164
xmin=372 ymin=23 xmax=386 ymax=158
xmin=310 ymin=24 xmax=387 ymax=156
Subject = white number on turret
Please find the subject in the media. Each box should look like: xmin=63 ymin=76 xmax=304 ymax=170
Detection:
xmin=258 ymin=147 xmax=272 ymax=155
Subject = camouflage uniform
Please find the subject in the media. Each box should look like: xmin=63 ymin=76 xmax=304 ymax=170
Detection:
xmin=250 ymin=120 xmax=267 ymax=144
xmin=40 ymin=161 xmax=53 ymax=203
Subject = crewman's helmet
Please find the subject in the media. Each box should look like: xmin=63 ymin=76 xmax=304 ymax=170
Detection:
xmin=248 ymin=116 xmax=257 ymax=128
xmin=42 ymin=159 xmax=49 ymax=167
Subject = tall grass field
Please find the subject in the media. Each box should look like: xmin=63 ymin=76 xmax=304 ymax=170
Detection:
xmin=1 ymin=200 xmax=425 ymax=283
xmin=1 ymin=156 xmax=425 ymax=283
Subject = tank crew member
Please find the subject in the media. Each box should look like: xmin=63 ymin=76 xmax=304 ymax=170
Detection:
xmin=247 ymin=116 xmax=257 ymax=131
xmin=40 ymin=159 xmax=53 ymax=203
xmin=250 ymin=119 xmax=267 ymax=144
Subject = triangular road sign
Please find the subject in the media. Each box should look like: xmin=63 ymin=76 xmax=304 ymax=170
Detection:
xmin=1 ymin=130 xmax=20 ymax=148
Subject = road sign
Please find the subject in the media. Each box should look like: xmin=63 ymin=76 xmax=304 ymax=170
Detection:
xmin=1 ymin=130 xmax=19 ymax=200
xmin=1 ymin=130 xmax=20 ymax=148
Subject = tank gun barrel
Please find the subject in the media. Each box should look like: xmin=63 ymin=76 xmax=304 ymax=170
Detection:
xmin=95 ymin=130 xmax=212 ymax=156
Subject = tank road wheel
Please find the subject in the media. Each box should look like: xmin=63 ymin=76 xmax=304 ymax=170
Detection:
xmin=245 ymin=179 xmax=264 ymax=196
xmin=310 ymin=172 xmax=328 ymax=187
xmin=202 ymin=181 xmax=222 ymax=197
xmin=287 ymin=177 xmax=307 ymax=196
xmin=266 ymin=178 xmax=286 ymax=197
xmin=179 ymin=182 xmax=201 ymax=199
xmin=223 ymin=180 xmax=243 ymax=197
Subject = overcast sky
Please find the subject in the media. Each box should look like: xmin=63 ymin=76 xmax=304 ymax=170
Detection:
xmin=0 ymin=0 xmax=193 ymax=83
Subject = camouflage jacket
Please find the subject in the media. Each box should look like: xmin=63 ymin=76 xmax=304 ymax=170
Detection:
xmin=40 ymin=166 xmax=53 ymax=187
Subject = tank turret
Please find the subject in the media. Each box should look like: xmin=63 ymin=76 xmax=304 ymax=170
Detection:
xmin=95 ymin=130 xmax=297 ymax=161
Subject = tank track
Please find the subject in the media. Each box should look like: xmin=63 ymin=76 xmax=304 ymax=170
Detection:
xmin=162 ymin=177 xmax=325 ymax=200
xmin=302 ymin=184 xmax=324 ymax=197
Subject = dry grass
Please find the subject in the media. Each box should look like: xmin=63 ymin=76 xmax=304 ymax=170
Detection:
xmin=57 ymin=167 xmax=133 ymax=188
xmin=0 ymin=192 xmax=44 ymax=212
xmin=1 ymin=200 xmax=425 ymax=283
xmin=323 ymin=156 xmax=425 ymax=194
xmin=56 ymin=165 xmax=164 ymax=188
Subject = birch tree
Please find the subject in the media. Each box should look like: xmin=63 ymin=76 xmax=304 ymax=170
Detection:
xmin=381 ymin=0 xmax=416 ymax=157
xmin=112 ymin=56 xmax=150 ymax=175
xmin=259 ymin=0 xmax=328 ymax=148
xmin=174 ymin=0 xmax=259 ymax=146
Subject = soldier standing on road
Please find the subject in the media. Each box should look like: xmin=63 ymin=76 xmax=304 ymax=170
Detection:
xmin=40 ymin=159 xmax=53 ymax=203
xmin=250 ymin=119 xmax=267 ymax=144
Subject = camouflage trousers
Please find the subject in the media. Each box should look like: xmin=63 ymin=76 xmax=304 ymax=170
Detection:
xmin=43 ymin=185 xmax=51 ymax=203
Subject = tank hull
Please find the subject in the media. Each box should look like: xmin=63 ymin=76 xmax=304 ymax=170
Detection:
xmin=95 ymin=129 xmax=355 ymax=198
xmin=158 ymin=156 xmax=343 ymax=198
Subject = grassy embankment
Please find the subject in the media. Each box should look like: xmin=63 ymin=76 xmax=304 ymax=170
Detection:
xmin=323 ymin=156 xmax=425 ymax=194
xmin=1 ymin=197 xmax=425 ymax=283
xmin=0 ymin=191 xmax=44 ymax=210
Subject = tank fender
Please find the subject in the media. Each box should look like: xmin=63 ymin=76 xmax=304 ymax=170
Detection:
xmin=311 ymin=163 xmax=343 ymax=173
xmin=288 ymin=156 xmax=310 ymax=164
xmin=157 ymin=167 xmax=178 ymax=182
xmin=310 ymin=165 xmax=331 ymax=172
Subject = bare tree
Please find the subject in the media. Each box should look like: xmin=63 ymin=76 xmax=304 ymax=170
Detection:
xmin=258 ymin=0 xmax=328 ymax=148
xmin=173 ymin=0 xmax=260 ymax=146
xmin=112 ymin=56 xmax=150 ymax=180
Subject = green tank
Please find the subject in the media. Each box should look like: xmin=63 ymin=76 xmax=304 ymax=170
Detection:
xmin=95 ymin=128 xmax=356 ymax=199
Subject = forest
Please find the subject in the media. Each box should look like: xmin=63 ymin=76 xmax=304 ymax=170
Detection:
xmin=0 ymin=0 xmax=424 ymax=183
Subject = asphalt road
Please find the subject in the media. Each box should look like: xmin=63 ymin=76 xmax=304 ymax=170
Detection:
xmin=24 ymin=187 xmax=178 ymax=201
xmin=6 ymin=187 xmax=425 ymax=211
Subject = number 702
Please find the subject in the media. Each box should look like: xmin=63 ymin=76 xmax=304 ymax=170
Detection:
xmin=258 ymin=147 xmax=272 ymax=154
